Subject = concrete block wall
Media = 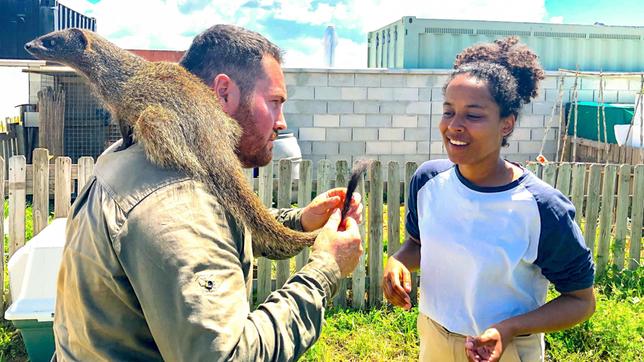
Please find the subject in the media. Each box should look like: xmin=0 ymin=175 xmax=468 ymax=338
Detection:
xmin=283 ymin=68 xmax=641 ymax=177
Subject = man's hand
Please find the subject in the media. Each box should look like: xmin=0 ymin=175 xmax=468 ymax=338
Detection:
xmin=301 ymin=187 xmax=363 ymax=231
xmin=465 ymin=325 xmax=511 ymax=362
xmin=311 ymin=208 xmax=362 ymax=277
xmin=382 ymin=256 xmax=412 ymax=310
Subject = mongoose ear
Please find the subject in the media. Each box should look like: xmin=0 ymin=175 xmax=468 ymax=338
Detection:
xmin=68 ymin=28 xmax=89 ymax=50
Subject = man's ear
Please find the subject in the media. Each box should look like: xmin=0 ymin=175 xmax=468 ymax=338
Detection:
xmin=212 ymin=74 xmax=241 ymax=116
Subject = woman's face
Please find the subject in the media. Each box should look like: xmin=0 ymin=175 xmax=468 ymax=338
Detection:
xmin=439 ymin=74 xmax=515 ymax=169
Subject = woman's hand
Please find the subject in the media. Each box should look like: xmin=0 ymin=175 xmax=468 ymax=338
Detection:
xmin=382 ymin=256 xmax=413 ymax=310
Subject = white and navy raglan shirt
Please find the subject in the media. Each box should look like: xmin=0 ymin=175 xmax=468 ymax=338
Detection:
xmin=406 ymin=159 xmax=595 ymax=337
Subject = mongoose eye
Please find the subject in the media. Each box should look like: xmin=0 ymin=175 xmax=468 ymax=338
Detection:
xmin=43 ymin=38 xmax=56 ymax=48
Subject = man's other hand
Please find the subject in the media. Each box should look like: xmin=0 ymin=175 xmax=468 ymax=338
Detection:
xmin=301 ymin=187 xmax=363 ymax=231
xmin=312 ymin=209 xmax=362 ymax=278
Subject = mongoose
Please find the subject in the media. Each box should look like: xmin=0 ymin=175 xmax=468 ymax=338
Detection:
xmin=24 ymin=28 xmax=319 ymax=259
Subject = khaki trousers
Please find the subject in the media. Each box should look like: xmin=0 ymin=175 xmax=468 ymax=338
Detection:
xmin=417 ymin=314 xmax=544 ymax=362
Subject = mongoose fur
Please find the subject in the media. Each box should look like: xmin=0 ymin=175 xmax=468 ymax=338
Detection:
xmin=25 ymin=28 xmax=317 ymax=259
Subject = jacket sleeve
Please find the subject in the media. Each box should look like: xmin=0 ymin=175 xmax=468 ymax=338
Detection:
xmin=115 ymin=181 xmax=340 ymax=362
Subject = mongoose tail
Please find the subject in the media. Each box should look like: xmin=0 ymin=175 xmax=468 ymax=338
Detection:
xmin=25 ymin=28 xmax=317 ymax=259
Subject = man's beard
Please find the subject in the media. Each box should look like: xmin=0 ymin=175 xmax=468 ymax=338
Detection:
xmin=233 ymin=100 xmax=275 ymax=168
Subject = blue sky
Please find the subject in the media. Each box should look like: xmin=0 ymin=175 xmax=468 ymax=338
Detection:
xmin=52 ymin=0 xmax=644 ymax=68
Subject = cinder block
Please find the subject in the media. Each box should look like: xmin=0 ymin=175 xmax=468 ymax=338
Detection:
xmin=545 ymin=88 xmax=568 ymax=102
xmin=340 ymin=142 xmax=366 ymax=155
xmin=618 ymin=91 xmax=637 ymax=103
xmin=518 ymin=115 xmax=543 ymax=128
xmin=419 ymin=88 xmax=432 ymax=101
xmin=340 ymin=114 xmax=366 ymax=127
xmin=327 ymin=128 xmax=352 ymax=141
xmin=407 ymin=101 xmax=431 ymax=115
xmin=328 ymin=73 xmax=355 ymax=86
xmin=430 ymin=101 xmax=443 ymax=115
xmin=299 ymin=128 xmax=326 ymax=141
xmin=353 ymin=128 xmax=378 ymax=141
xmin=518 ymin=141 xmax=542 ymax=154
xmin=368 ymin=88 xmax=394 ymax=100
xmin=405 ymin=127 xmax=429 ymax=141
xmin=629 ymin=79 xmax=644 ymax=91
xmin=354 ymin=101 xmax=381 ymax=114
xmin=393 ymin=87 xmax=419 ymax=101
xmin=531 ymin=128 xmax=556 ymax=141
xmin=391 ymin=142 xmax=416 ymax=155
xmin=405 ymin=74 xmax=433 ymax=87
xmin=366 ymin=141 xmax=392 ymax=154
xmin=327 ymin=101 xmax=354 ymax=114
xmin=430 ymin=126 xmax=443 ymax=141
xmin=380 ymin=101 xmax=408 ymax=114
xmin=430 ymin=141 xmax=444 ymax=154
xmin=419 ymin=115 xmax=431 ymax=128
xmin=581 ymin=78 xmax=600 ymax=90
xmin=574 ymin=89 xmax=594 ymax=102
xmin=284 ymin=114 xmax=313 ymax=128
xmin=287 ymin=86 xmax=314 ymax=100
xmin=341 ymin=87 xmax=367 ymax=100
xmin=288 ymin=72 xmax=328 ymax=86
xmin=379 ymin=128 xmax=404 ymax=141
xmin=431 ymin=87 xmax=445 ymax=102
xmin=298 ymin=141 xmax=312 ymax=155
xmin=315 ymin=87 xmax=343 ymax=100
xmin=381 ymin=74 xmax=406 ymax=87
xmin=604 ymin=78 xmax=630 ymax=90
xmin=597 ymin=90 xmax=618 ymax=103
xmin=417 ymin=141 xmax=429 ymax=154
xmin=284 ymin=100 xmax=326 ymax=114
xmin=540 ymin=76 xmax=559 ymax=89
xmin=393 ymin=115 xmax=418 ymax=128
xmin=312 ymin=142 xmax=339 ymax=155
xmin=355 ymin=73 xmax=381 ymax=87
xmin=366 ymin=115 xmax=391 ymax=127
xmin=512 ymin=128 xmax=532 ymax=141
xmin=500 ymin=142 xmax=518 ymax=154
xmin=532 ymin=102 xmax=556 ymax=116
xmin=314 ymin=114 xmax=340 ymax=127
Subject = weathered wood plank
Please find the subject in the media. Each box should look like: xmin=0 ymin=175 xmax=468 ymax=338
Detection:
xmin=542 ymin=163 xmax=557 ymax=187
xmin=352 ymin=164 xmax=367 ymax=309
xmin=628 ymin=165 xmax=643 ymax=270
xmin=54 ymin=157 xmax=72 ymax=218
xmin=276 ymin=160 xmax=292 ymax=289
xmin=256 ymin=163 xmax=273 ymax=302
xmin=596 ymin=165 xmax=617 ymax=275
xmin=387 ymin=161 xmax=401 ymax=256
xmin=334 ymin=160 xmax=349 ymax=308
xmin=612 ymin=165 xmax=631 ymax=270
xmin=368 ymin=161 xmax=384 ymax=308
xmin=8 ymin=156 xmax=26 ymax=258
xmin=404 ymin=162 xmax=419 ymax=305
xmin=317 ymin=159 xmax=332 ymax=196
xmin=32 ymin=149 xmax=49 ymax=235
xmin=570 ymin=163 xmax=587 ymax=224
xmin=77 ymin=156 xmax=94 ymax=193
xmin=295 ymin=160 xmax=312 ymax=271
xmin=555 ymin=162 xmax=572 ymax=197
xmin=583 ymin=164 xmax=602 ymax=255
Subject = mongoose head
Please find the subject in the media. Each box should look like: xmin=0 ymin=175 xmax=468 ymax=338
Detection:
xmin=25 ymin=28 xmax=92 ymax=66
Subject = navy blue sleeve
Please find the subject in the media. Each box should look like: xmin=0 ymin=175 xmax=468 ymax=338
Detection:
xmin=405 ymin=160 xmax=453 ymax=241
xmin=528 ymin=176 xmax=595 ymax=293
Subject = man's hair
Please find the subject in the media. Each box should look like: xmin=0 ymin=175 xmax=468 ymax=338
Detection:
xmin=180 ymin=24 xmax=283 ymax=102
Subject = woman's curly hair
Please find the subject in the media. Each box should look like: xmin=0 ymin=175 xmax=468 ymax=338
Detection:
xmin=444 ymin=37 xmax=545 ymax=146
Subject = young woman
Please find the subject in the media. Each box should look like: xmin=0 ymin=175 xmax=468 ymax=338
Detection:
xmin=382 ymin=37 xmax=595 ymax=362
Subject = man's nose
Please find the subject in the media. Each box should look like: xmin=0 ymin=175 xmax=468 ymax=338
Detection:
xmin=275 ymin=113 xmax=287 ymax=131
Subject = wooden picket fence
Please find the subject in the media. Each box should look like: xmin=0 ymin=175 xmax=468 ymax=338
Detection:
xmin=1 ymin=148 xmax=643 ymax=311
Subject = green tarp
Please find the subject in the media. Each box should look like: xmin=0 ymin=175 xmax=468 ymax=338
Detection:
xmin=565 ymin=102 xmax=634 ymax=144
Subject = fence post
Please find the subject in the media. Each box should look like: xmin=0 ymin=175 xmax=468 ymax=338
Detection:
xmin=596 ymin=165 xmax=617 ymax=275
xmin=368 ymin=161 xmax=384 ymax=308
xmin=256 ymin=162 xmax=273 ymax=303
xmin=542 ymin=163 xmax=557 ymax=187
xmin=37 ymin=87 xmax=65 ymax=158
xmin=295 ymin=160 xmax=312 ymax=271
xmin=570 ymin=163 xmax=587 ymax=225
xmin=317 ymin=160 xmax=332 ymax=196
xmin=405 ymin=162 xmax=419 ymax=305
xmin=628 ymin=165 xmax=643 ymax=270
xmin=276 ymin=160 xmax=292 ymax=289
xmin=54 ymin=157 xmax=72 ymax=218
xmin=387 ymin=161 xmax=401 ymax=256
xmin=584 ymin=164 xmax=602 ymax=254
xmin=32 ymin=149 xmax=50 ymax=235
xmin=8 ymin=155 xmax=26 ymax=258
xmin=555 ymin=163 xmax=572 ymax=197
xmin=77 ymin=156 xmax=95 ymax=193
xmin=612 ymin=165 xmax=631 ymax=270
xmin=334 ymin=160 xmax=349 ymax=308
xmin=351 ymin=164 xmax=367 ymax=309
